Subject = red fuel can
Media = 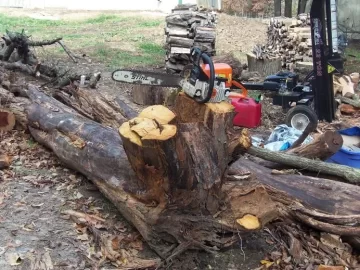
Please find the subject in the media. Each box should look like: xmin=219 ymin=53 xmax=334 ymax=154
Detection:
xmin=231 ymin=97 xmax=262 ymax=128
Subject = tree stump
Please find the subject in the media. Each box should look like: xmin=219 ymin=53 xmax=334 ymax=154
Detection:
xmin=247 ymin=52 xmax=282 ymax=77
xmin=132 ymin=85 xmax=180 ymax=106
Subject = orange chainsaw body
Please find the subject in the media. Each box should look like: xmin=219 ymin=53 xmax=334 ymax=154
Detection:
xmin=202 ymin=63 xmax=233 ymax=88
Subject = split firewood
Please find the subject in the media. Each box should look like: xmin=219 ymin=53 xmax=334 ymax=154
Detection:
xmin=164 ymin=4 xmax=217 ymax=74
xmin=0 ymin=155 xmax=11 ymax=169
xmin=339 ymin=103 xmax=360 ymax=115
xmin=350 ymin=72 xmax=359 ymax=90
xmin=252 ymin=14 xmax=313 ymax=69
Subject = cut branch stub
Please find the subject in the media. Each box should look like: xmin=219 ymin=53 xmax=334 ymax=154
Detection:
xmin=0 ymin=109 xmax=15 ymax=131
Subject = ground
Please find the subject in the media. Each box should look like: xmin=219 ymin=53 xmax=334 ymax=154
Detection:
xmin=0 ymin=6 xmax=359 ymax=270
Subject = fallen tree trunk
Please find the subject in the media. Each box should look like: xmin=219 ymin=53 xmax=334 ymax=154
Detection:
xmin=53 ymin=86 xmax=135 ymax=128
xmin=22 ymin=88 xmax=279 ymax=260
xmin=2 ymin=77 xmax=360 ymax=266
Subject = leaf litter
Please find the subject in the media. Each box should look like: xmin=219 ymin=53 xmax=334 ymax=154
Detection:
xmin=0 ymin=129 xmax=160 ymax=269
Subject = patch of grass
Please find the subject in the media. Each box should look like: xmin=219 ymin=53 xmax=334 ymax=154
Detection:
xmin=139 ymin=42 xmax=164 ymax=54
xmin=84 ymin=14 xmax=124 ymax=24
xmin=93 ymin=42 xmax=164 ymax=69
xmin=137 ymin=20 xmax=162 ymax=27
xmin=0 ymin=12 xmax=166 ymax=70
xmin=0 ymin=14 xmax=65 ymax=33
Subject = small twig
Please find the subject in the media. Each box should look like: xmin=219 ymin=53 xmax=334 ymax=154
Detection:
xmin=287 ymin=122 xmax=316 ymax=150
xmin=57 ymin=40 xmax=78 ymax=63
xmin=40 ymin=69 xmax=71 ymax=88
xmin=236 ymin=229 xmax=246 ymax=261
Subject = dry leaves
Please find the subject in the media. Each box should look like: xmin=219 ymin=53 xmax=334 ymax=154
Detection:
xmin=64 ymin=209 xmax=160 ymax=269
xmin=256 ymin=222 xmax=359 ymax=270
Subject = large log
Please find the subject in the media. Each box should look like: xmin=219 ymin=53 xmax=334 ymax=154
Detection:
xmin=2 ymin=70 xmax=360 ymax=264
xmin=22 ymin=88 xmax=280 ymax=260
xmin=247 ymin=52 xmax=282 ymax=77
xmin=286 ymin=130 xmax=343 ymax=160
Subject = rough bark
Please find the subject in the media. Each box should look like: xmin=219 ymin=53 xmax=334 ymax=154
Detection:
xmin=246 ymin=146 xmax=360 ymax=184
xmin=53 ymin=87 xmax=133 ymax=128
xmin=132 ymin=85 xmax=180 ymax=106
xmin=286 ymin=130 xmax=343 ymax=160
xmin=247 ymin=52 xmax=281 ymax=76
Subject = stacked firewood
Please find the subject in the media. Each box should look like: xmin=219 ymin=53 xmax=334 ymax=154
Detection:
xmin=252 ymin=13 xmax=313 ymax=69
xmin=164 ymin=4 xmax=217 ymax=74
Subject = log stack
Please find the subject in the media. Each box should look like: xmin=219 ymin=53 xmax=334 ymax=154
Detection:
xmin=252 ymin=13 xmax=313 ymax=70
xmin=164 ymin=4 xmax=217 ymax=74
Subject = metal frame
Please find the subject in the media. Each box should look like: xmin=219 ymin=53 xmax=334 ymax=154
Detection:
xmin=310 ymin=0 xmax=344 ymax=122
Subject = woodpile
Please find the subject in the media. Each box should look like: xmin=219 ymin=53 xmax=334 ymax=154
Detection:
xmin=164 ymin=4 xmax=217 ymax=74
xmin=252 ymin=13 xmax=313 ymax=69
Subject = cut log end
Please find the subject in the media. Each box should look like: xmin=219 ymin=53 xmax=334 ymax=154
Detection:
xmin=287 ymin=130 xmax=343 ymax=160
xmin=236 ymin=214 xmax=261 ymax=230
xmin=0 ymin=155 xmax=12 ymax=169
xmin=138 ymin=105 xmax=176 ymax=125
xmin=0 ymin=109 xmax=15 ymax=131
xmin=129 ymin=117 xmax=177 ymax=141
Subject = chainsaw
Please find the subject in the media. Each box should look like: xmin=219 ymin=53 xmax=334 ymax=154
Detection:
xmin=112 ymin=47 xmax=248 ymax=104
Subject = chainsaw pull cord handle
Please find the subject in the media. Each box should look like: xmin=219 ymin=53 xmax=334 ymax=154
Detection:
xmin=190 ymin=47 xmax=215 ymax=104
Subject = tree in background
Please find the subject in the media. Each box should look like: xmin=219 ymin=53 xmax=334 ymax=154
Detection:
xmin=274 ymin=0 xmax=281 ymax=16
xmin=284 ymin=0 xmax=293 ymax=17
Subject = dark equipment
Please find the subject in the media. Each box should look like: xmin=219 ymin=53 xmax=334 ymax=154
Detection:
xmin=241 ymin=0 xmax=345 ymax=131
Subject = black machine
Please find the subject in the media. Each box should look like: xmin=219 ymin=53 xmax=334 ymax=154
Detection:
xmin=243 ymin=0 xmax=345 ymax=131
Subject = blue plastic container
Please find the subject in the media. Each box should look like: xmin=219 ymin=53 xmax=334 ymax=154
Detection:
xmin=326 ymin=127 xmax=360 ymax=168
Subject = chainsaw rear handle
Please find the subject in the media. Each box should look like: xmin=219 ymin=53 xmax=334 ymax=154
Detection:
xmin=190 ymin=47 xmax=215 ymax=103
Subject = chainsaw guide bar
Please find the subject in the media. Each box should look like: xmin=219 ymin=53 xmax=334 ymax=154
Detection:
xmin=112 ymin=69 xmax=182 ymax=87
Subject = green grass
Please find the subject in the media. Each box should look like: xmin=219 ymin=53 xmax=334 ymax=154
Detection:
xmin=0 ymin=13 xmax=165 ymax=70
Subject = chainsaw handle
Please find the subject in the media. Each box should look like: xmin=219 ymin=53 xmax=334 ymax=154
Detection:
xmin=190 ymin=48 xmax=215 ymax=103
